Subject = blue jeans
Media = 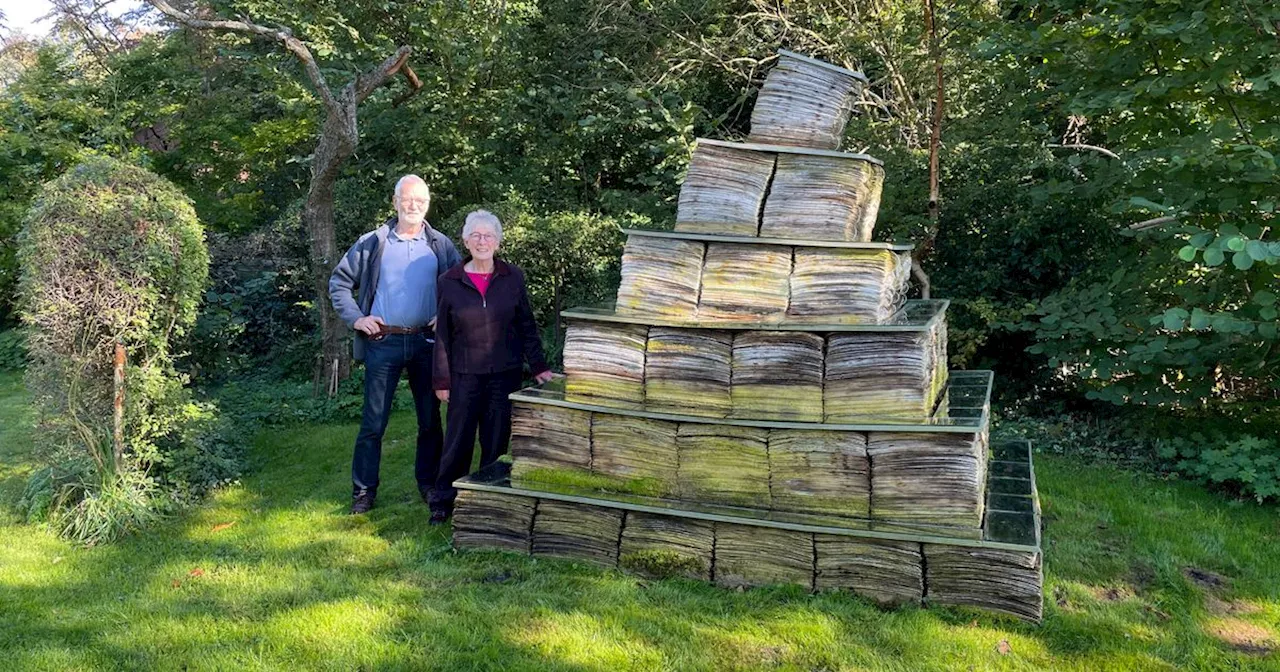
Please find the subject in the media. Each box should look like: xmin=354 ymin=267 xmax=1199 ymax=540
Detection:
xmin=352 ymin=333 xmax=442 ymax=496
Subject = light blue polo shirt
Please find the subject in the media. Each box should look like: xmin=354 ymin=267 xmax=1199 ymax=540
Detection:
xmin=370 ymin=226 xmax=438 ymax=328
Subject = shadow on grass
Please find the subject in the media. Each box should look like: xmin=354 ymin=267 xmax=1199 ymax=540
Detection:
xmin=2 ymin=376 xmax=1278 ymax=670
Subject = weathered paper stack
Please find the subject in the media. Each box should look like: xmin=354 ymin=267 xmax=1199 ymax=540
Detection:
xmin=454 ymin=50 xmax=1044 ymax=623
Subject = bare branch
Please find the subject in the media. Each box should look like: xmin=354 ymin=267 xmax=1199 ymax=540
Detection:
xmin=912 ymin=264 xmax=932 ymax=300
xmin=354 ymin=45 xmax=412 ymax=103
xmin=1129 ymin=215 xmax=1180 ymax=231
xmin=392 ymin=62 xmax=424 ymax=108
xmin=1048 ymin=143 xmax=1122 ymax=160
xmin=145 ymin=0 xmax=340 ymax=114
xmin=925 ymin=0 xmax=944 ymax=221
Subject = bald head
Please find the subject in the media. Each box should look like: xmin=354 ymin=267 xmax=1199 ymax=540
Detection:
xmin=394 ymin=174 xmax=429 ymax=201
xmin=393 ymin=174 xmax=430 ymax=228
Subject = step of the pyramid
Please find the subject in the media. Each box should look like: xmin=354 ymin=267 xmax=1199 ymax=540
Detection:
xmin=615 ymin=230 xmax=911 ymax=323
xmin=452 ymin=440 xmax=1043 ymax=622
xmin=559 ymin=308 xmax=948 ymax=420
xmin=504 ymin=394 xmax=991 ymax=531
xmin=747 ymin=49 xmax=867 ymax=151
xmin=675 ymin=139 xmax=884 ymax=242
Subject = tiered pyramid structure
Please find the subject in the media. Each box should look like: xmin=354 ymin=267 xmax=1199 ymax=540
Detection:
xmin=452 ymin=50 xmax=1044 ymax=622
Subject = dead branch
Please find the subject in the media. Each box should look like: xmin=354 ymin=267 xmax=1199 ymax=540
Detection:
xmin=1129 ymin=215 xmax=1180 ymax=231
xmin=1049 ymin=143 xmax=1122 ymax=161
xmin=147 ymin=0 xmax=340 ymax=115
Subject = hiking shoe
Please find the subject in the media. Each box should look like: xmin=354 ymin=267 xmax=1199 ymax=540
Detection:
xmin=428 ymin=508 xmax=450 ymax=526
xmin=350 ymin=490 xmax=375 ymax=515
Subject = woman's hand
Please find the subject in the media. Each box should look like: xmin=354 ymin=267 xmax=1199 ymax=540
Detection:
xmin=534 ymin=370 xmax=556 ymax=385
xmin=435 ymin=389 xmax=449 ymax=402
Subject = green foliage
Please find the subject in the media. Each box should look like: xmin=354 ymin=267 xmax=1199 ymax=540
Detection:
xmin=186 ymin=218 xmax=315 ymax=381
xmin=107 ymin=32 xmax=314 ymax=234
xmin=206 ymin=368 xmax=403 ymax=428
xmin=0 ymin=328 xmax=25 ymax=370
xmin=995 ymin=409 xmax=1161 ymax=468
xmin=1158 ymin=433 xmax=1280 ymax=504
xmin=1023 ymin=236 xmax=1278 ymax=410
xmin=50 ymin=468 xmax=163 ymax=547
xmin=16 ymin=156 xmax=213 ymax=542
xmin=0 ymin=44 xmax=132 ymax=323
xmin=1005 ymin=0 xmax=1280 ymax=410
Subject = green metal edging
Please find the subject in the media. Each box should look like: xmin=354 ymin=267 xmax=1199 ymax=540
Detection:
xmin=455 ymin=474 xmax=1039 ymax=553
xmin=510 ymin=370 xmax=993 ymax=433
xmin=622 ymin=227 xmax=912 ymax=251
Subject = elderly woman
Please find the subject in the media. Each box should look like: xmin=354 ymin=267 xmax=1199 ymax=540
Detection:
xmin=429 ymin=210 xmax=555 ymax=523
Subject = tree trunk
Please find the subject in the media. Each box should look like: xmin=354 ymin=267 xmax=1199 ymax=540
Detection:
xmin=553 ymin=268 xmax=563 ymax=339
xmin=308 ymin=104 xmax=358 ymax=394
xmin=918 ymin=0 xmax=945 ymax=300
xmin=143 ymin=2 xmax=420 ymax=395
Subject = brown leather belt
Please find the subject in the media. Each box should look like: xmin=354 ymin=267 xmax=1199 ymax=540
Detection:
xmin=370 ymin=325 xmax=428 ymax=341
xmin=381 ymin=325 xmax=426 ymax=335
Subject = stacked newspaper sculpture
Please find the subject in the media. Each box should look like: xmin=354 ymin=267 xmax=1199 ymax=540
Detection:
xmin=452 ymin=50 xmax=1044 ymax=622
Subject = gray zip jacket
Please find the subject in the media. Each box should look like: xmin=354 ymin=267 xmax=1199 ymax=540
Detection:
xmin=328 ymin=217 xmax=463 ymax=361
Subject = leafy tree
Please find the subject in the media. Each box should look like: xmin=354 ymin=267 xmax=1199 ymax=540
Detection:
xmin=0 ymin=44 xmax=131 ymax=325
xmin=1005 ymin=0 xmax=1280 ymax=410
xmin=146 ymin=0 xmax=427 ymax=392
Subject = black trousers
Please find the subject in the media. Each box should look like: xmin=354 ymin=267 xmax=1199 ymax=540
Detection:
xmin=352 ymin=333 xmax=443 ymax=496
xmin=430 ymin=368 xmax=524 ymax=510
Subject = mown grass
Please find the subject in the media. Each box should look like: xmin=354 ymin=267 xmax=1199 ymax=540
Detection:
xmin=1 ymin=370 xmax=1277 ymax=671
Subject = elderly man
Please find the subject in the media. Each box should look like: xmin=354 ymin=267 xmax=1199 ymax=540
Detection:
xmin=329 ymin=174 xmax=462 ymax=514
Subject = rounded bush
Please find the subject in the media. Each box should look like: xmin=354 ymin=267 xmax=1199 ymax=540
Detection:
xmin=17 ymin=155 xmax=210 ymax=543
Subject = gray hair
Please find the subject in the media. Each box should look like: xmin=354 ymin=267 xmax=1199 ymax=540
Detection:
xmin=462 ymin=209 xmax=504 ymax=243
xmin=393 ymin=174 xmax=430 ymax=202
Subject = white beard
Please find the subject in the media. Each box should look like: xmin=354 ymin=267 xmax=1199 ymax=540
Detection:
xmin=399 ymin=212 xmax=426 ymax=226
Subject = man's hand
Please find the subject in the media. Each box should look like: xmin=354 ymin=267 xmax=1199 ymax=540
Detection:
xmin=534 ymin=370 xmax=557 ymax=385
xmin=435 ymin=389 xmax=449 ymax=402
xmin=354 ymin=315 xmax=385 ymax=336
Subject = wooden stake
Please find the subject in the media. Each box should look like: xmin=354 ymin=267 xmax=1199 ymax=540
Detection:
xmin=112 ymin=342 xmax=126 ymax=470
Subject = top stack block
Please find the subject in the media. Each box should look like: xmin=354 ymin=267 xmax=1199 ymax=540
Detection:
xmin=747 ymin=49 xmax=867 ymax=151
xmin=673 ymin=51 xmax=882 ymax=243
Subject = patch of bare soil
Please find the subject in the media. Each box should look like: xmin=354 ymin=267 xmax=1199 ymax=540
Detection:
xmin=1087 ymin=584 xmax=1136 ymax=602
xmin=1204 ymin=593 xmax=1265 ymax=617
xmin=1183 ymin=566 xmax=1230 ymax=590
xmin=1205 ymin=618 xmax=1277 ymax=656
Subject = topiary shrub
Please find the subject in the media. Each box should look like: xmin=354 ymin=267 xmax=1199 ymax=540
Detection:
xmin=16 ymin=155 xmax=212 ymax=544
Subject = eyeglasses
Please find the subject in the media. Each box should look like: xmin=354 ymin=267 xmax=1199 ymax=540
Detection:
xmin=399 ymin=198 xmax=429 ymax=207
xmin=467 ymin=232 xmax=498 ymax=243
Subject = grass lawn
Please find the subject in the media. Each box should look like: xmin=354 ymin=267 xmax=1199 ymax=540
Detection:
xmin=1 ymin=370 xmax=1278 ymax=671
